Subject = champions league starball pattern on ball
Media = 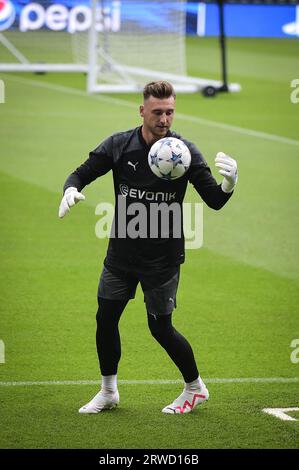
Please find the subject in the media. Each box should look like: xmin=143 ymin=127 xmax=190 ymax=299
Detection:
xmin=148 ymin=137 xmax=191 ymax=181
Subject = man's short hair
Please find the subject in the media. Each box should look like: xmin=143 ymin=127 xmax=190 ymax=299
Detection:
xmin=143 ymin=81 xmax=176 ymax=101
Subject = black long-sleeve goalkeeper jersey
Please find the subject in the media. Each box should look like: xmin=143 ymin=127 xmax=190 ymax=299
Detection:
xmin=64 ymin=126 xmax=233 ymax=272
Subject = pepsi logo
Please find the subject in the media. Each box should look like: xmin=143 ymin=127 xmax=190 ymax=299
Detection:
xmin=0 ymin=0 xmax=16 ymax=31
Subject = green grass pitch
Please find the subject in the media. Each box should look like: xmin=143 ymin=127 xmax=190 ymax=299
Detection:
xmin=0 ymin=36 xmax=298 ymax=449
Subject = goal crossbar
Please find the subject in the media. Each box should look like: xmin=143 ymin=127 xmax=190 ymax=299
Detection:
xmin=88 ymin=64 xmax=241 ymax=93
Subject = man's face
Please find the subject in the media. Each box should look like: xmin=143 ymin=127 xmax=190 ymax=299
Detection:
xmin=140 ymin=95 xmax=175 ymax=143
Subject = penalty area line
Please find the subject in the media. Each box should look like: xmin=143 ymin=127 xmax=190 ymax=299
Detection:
xmin=0 ymin=378 xmax=298 ymax=387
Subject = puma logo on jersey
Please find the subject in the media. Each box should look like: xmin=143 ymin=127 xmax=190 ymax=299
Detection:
xmin=127 ymin=161 xmax=139 ymax=171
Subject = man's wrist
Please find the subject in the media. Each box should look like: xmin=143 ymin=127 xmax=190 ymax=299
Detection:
xmin=221 ymin=179 xmax=235 ymax=194
xmin=64 ymin=186 xmax=77 ymax=195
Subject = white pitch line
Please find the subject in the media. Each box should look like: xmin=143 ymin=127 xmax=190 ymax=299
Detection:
xmin=1 ymin=74 xmax=137 ymax=109
xmin=263 ymin=408 xmax=299 ymax=422
xmin=175 ymin=112 xmax=299 ymax=147
xmin=0 ymin=378 xmax=298 ymax=387
xmin=2 ymin=74 xmax=299 ymax=147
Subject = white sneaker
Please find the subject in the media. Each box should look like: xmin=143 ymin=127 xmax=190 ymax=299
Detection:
xmin=78 ymin=389 xmax=119 ymax=414
xmin=162 ymin=382 xmax=209 ymax=414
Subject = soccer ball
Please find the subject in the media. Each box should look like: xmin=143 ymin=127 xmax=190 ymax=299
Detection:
xmin=148 ymin=137 xmax=191 ymax=181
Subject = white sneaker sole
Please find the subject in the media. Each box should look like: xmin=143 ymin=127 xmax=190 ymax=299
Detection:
xmin=78 ymin=391 xmax=119 ymax=414
xmin=79 ymin=402 xmax=118 ymax=414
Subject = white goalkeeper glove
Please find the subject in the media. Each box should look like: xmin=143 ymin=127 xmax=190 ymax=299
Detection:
xmin=215 ymin=152 xmax=238 ymax=193
xmin=58 ymin=187 xmax=85 ymax=218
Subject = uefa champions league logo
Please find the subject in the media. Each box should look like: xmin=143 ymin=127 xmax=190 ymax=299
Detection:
xmin=0 ymin=0 xmax=16 ymax=31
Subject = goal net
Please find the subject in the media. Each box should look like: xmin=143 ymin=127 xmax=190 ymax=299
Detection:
xmin=85 ymin=0 xmax=189 ymax=92
xmin=86 ymin=0 xmax=239 ymax=93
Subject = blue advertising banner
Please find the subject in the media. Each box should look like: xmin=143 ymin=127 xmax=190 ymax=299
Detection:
xmin=187 ymin=2 xmax=299 ymax=37
xmin=0 ymin=0 xmax=298 ymax=37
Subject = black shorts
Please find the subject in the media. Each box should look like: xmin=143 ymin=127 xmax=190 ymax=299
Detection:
xmin=98 ymin=265 xmax=180 ymax=316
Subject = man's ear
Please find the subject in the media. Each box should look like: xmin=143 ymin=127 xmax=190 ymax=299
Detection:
xmin=139 ymin=105 xmax=144 ymax=117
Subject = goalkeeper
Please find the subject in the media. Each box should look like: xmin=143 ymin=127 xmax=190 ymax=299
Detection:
xmin=59 ymin=81 xmax=238 ymax=415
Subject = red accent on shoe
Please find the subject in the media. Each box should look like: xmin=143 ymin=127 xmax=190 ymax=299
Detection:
xmin=175 ymin=393 xmax=206 ymax=414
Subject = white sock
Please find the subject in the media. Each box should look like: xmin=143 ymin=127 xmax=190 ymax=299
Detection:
xmin=185 ymin=377 xmax=202 ymax=392
xmin=101 ymin=374 xmax=117 ymax=393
